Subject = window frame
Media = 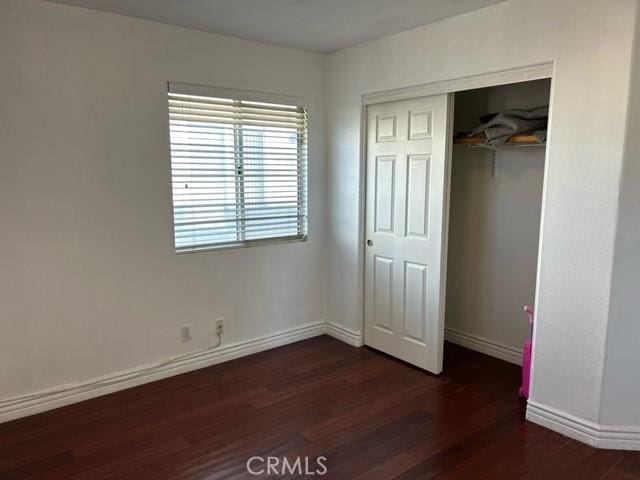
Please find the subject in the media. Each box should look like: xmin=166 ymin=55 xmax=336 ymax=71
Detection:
xmin=167 ymin=82 xmax=309 ymax=254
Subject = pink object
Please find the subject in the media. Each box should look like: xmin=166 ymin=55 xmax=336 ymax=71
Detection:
xmin=519 ymin=305 xmax=535 ymax=399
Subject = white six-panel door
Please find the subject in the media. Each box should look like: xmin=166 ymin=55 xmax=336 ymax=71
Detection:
xmin=364 ymin=94 xmax=452 ymax=373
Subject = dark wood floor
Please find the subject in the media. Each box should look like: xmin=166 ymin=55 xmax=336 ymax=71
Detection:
xmin=1 ymin=336 xmax=639 ymax=479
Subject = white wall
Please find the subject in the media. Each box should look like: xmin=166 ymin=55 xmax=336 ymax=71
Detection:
xmin=601 ymin=3 xmax=640 ymax=427
xmin=445 ymin=81 xmax=548 ymax=359
xmin=325 ymin=0 xmax=636 ymax=427
xmin=446 ymin=148 xmax=544 ymax=357
xmin=0 ymin=0 xmax=326 ymax=405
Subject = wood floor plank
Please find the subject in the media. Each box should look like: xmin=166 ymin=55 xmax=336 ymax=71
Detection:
xmin=319 ymin=410 xmax=435 ymax=480
xmin=0 ymin=336 xmax=638 ymax=479
xmin=0 ymin=451 xmax=75 ymax=480
xmin=521 ymin=439 xmax=598 ymax=480
xmin=602 ymin=471 xmax=640 ymax=480
xmin=565 ymin=449 xmax=625 ymax=480
xmin=615 ymin=452 xmax=640 ymax=478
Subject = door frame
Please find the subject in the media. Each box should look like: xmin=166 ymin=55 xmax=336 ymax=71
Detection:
xmin=357 ymin=62 xmax=555 ymax=369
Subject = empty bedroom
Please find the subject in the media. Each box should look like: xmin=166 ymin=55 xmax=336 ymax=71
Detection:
xmin=1 ymin=0 xmax=640 ymax=478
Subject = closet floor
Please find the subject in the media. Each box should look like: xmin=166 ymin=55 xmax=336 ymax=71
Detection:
xmin=1 ymin=336 xmax=638 ymax=479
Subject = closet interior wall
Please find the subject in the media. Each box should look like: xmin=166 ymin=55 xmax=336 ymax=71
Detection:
xmin=445 ymin=79 xmax=551 ymax=364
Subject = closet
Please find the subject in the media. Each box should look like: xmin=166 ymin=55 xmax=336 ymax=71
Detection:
xmin=444 ymin=79 xmax=551 ymax=365
xmin=362 ymin=77 xmax=550 ymax=373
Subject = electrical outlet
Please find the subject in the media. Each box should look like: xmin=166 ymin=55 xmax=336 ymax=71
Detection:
xmin=215 ymin=318 xmax=224 ymax=335
xmin=180 ymin=325 xmax=192 ymax=342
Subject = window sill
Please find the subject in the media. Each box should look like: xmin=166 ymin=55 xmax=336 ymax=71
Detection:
xmin=175 ymin=235 xmax=308 ymax=255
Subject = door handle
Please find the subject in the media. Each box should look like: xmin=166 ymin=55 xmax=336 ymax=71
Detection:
xmin=367 ymin=239 xmax=373 ymax=247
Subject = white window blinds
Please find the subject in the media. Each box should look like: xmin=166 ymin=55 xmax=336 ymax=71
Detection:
xmin=168 ymin=83 xmax=308 ymax=252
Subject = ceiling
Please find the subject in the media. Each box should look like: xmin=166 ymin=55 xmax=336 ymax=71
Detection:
xmin=46 ymin=0 xmax=508 ymax=53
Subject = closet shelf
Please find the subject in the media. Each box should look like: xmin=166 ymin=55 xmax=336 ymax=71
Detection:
xmin=453 ymin=134 xmax=545 ymax=147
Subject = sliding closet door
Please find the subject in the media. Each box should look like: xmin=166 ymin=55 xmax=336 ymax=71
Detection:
xmin=364 ymin=94 xmax=452 ymax=373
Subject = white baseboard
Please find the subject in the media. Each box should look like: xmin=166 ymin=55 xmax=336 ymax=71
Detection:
xmin=0 ymin=321 xmax=326 ymax=424
xmin=325 ymin=324 xmax=521 ymax=363
xmin=527 ymin=400 xmax=640 ymax=451
xmin=325 ymin=322 xmax=364 ymax=347
xmin=444 ymin=327 xmax=523 ymax=365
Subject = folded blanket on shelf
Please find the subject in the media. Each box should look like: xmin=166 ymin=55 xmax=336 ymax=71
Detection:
xmin=470 ymin=105 xmax=548 ymax=146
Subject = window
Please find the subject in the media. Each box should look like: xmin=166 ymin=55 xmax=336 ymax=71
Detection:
xmin=168 ymin=83 xmax=308 ymax=252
